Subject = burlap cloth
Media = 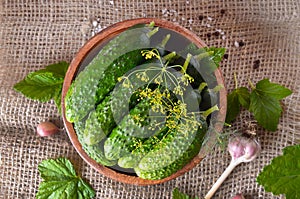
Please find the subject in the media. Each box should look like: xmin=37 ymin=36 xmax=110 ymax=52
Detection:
xmin=0 ymin=1 xmax=299 ymax=198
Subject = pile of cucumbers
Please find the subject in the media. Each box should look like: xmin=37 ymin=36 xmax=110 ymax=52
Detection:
xmin=65 ymin=22 xmax=225 ymax=180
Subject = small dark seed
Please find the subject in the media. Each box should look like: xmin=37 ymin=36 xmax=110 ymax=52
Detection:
xmin=239 ymin=41 xmax=245 ymax=47
xmin=213 ymin=31 xmax=220 ymax=36
xmin=220 ymin=9 xmax=226 ymax=14
xmin=207 ymin=33 xmax=212 ymax=38
xmin=198 ymin=15 xmax=204 ymax=20
xmin=253 ymin=60 xmax=260 ymax=69
xmin=223 ymin=54 xmax=229 ymax=59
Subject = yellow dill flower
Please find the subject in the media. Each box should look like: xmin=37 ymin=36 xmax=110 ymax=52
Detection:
xmin=174 ymin=85 xmax=183 ymax=96
xmin=141 ymin=72 xmax=149 ymax=82
xmin=180 ymin=75 xmax=189 ymax=86
xmin=122 ymin=77 xmax=132 ymax=88
xmin=141 ymin=49 xmax=160 ymax=60
xmin=154 ymin=75 xmax=163 ymax=84
xmin=135 ymin=72 xmax=149 ymax=82
xmin=180 ymin=74 xmax=194 ymax=86
xmin=131 ymin=114 xmax=140 ymax=122
xmin=166 ymin=119 xmax=178 ymax=130
xmin=185 ymin=74 xmax=194 ymax=82
xmin=117 ymin=76 xmax=124 ymax=82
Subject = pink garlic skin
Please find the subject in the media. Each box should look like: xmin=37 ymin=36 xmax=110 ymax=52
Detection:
xmin=243 ymin=139 xmax=260 ymax=161
xmin=228 ymin=137 xmax=245 ymax=160
xmin=232 ymin=193 xmax=245 ymax=199
xmin=228 ymin=135 xmax=261 ymax=162
xmin=37 ymin=121 xmax=60 ymax=137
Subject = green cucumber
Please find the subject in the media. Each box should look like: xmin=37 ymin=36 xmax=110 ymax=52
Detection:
xmin=82 ymin=96 xmax=113 ymax=145
xmin=136 ymin=105 xmax=219 ymax=172
xmin=137 ymin=116 xmax=207 ymax=171
xmin=74 ymin=120 xmax=116 ymax=166
xmin=65 ymin=23 xmax=158 ymax=123
xmin=117 ymin=127 xmax=169 ymax=168
xmin=81 ymin=85 xmax=141 ymax=146
xmin=104 ymin=97 xmax=166 ymax=160
xmin=134 ymin=126 xmax=205 ymax=180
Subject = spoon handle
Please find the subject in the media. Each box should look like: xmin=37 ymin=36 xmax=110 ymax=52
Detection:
xmin=204 ymin=160 xmax=241 ymax=199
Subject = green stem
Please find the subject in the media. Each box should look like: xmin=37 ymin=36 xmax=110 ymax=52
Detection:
xmin=212 ymin=84 xmax=224 ymax=93
xmin=198 ymin=82 xmax=208 ymax=92
xmin=181 ymin=53 xmax=192 ymax=73
xmin=234 ymin=72 xmax=238 ymax=89
xmin=248 ymin=79 xmax=256 ymax=90
xmin=147 ymin=21 xmax=155 ymax=28
xmin=224 ymin=122 xmax=232 ymax=127
xmin=147 ymin=27 xmax=159 ymax=38
xmin=162 ymin=51 xmax=176 ymax=62
xmin=194 ymin=51 xmax=214 ymax=61
xmin=202 ymin=105 xmax=219 ymax=119
xmin=160 ymin=34 xmax=171 ymax=48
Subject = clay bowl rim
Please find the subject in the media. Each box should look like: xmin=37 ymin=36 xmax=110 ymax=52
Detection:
xmin=61 ymin=18 xmax=227 ymax=186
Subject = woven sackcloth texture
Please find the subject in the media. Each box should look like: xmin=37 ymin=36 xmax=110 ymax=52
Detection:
xmin=0 ymin=0 xmax=299 ymax=198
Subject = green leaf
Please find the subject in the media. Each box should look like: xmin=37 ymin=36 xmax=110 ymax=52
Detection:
xmin=14 ymin=72 xmax=64 ymax=102
xmin=256 ymin=79 xmax=292 ymax=100
xmin=13 ymin=62 xmax=69 ymax=112
xmin=38 ymin=158 xmax=77 ymax=181
xmin=226 ymin=90 xmax=240 ymax=123
xmin=226 ymin=87 xmax=250 ymax=123
xmin=236 ymin=87 xmax=250 ymax=109
xmin=35 ymin=61 xmax=69 ymax=78
xmin=205 ymin=47 xmax=226 ymax=68
xmin=37 ymin=158 xmax=95 ymax=199
xmin=172 ymin=188 xmax=199 ymax=199
xmin=249 ymin=90 xmax=282 ymax=131
xmin=257 ymin=144 xmax=300 ymax=199
xmin=248 ymin=79 xmax=292 ymax=131
xmin=53 ymin=85 xmax=63 ymax=114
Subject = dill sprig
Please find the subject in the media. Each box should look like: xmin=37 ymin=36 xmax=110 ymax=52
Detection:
xmin=117 ymin=48 xmax=215 ymax=133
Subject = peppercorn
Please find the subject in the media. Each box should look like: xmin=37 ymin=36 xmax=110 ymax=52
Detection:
xmin=213 ymin=31 xmax=220 ymax=36
xmin=223 ymin=54 xmax=229 ymax=59
xmin=239 ymin=41 xmax=245 ymax=47
xmin=198 ymin=15 xmax=204 ymax=20
xmin=253 ymin=60 xmax=260 ymax=69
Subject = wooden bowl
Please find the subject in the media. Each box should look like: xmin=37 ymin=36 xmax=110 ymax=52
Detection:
xmin=62 ymin=18 xmax=227 ymax=185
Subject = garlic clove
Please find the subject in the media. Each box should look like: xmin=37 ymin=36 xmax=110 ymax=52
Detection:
xmin=232 ymin=193 xmax=245 ymax=199
xmin=37 ymin=121 xmax=60 ymax=137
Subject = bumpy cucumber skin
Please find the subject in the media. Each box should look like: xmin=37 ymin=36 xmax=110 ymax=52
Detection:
xmin=82 ymin=96 xmax=114 ymax=146
xmin=95 ymin=49 xmax=144 ymax=103
xmin=117 ymin=127 xmax=168 ymax=168
xmin=104 ymin=99 xmax=163 ymax=161
xmin=65 ymin=83 xmax=74 ymax=122
xmin=137 ymin=117 xmax=207 ymax=171
xmin=65 ymin=26 xmax=153 ymax=123
xmin=134 ymin=125 xmax=206 ymax=180
xmin=104 ymin=127 xmax=143 ymax=161
xmin=74 ymin=120 xmax=116 ymax=166
xmin=82 ymin=85 xmax=142 ymax=146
